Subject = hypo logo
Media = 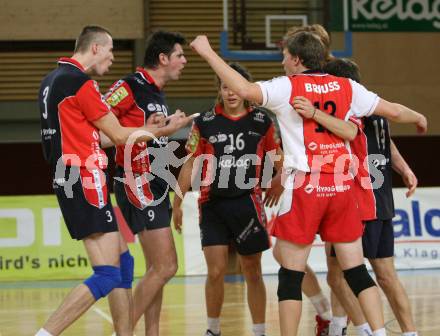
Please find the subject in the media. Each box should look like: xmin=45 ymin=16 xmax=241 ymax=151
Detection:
xmin=304 ymin=184 xmax=314 ymax=194
xmin=393 ymin=200 xmax=440 ymax=238
xmin=308 ymin=142 xmax=318 ymax=151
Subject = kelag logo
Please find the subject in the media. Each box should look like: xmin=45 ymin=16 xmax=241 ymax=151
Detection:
xmin=347 ymin=0 xmax=440 ymax=32
xmin=393 ymin=200 xmax=440 ymax=238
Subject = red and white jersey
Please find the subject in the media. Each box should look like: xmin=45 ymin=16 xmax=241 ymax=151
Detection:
xmin=39 ymin=57 xmax=110 ymax=170
xmin=350 ymin=120 xmax=377 ymax=221
xmin=257 ymin=73 xmax=379 ymax=173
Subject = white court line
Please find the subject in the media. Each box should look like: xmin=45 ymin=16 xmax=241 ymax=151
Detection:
xmin=92 ymin=307 xmax=138 ymax=336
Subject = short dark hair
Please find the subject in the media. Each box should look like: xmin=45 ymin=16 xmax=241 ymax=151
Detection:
xmin=323 ymin=58 xmax=361 ymax=83
xmin=74 ymin=25 xmax=112 ymax=54
xmin=143 ymin=31 xmax=186 ymax=68
xmin=284 ymin=24 xmax=332 ymax=62
xmin=285 ymin=31 xmax=325 ymax=71
xmin=216 ymin=63 xmax=253 ymax=108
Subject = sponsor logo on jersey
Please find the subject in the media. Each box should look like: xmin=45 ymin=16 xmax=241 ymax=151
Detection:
xmin=147 ymin=103 xmax=168 ymax=115
xmin=308 ymin=142 xmax=318 ymax=151
xmin=248 ymin=131 xmax=261 ymax=137
xmin=208 ymin=133 xmax=228 ymax=144
xmin=203 ymin=110 xmax=215 ymax=121
xmin=106 ymin=86 xmax=129 ymax=107
xmin=320 ymin=142 xmax=345 ymax=150
xmin=304 ymin=81 xmax=340 ymax=94
xmin=371 ymin=157 xmax=388 ymax=168
xmin=253 ymin=111 xmax=265 ymax=123
xmin=134 ymin=77 xmax=145 ymax=85
xmin=186 ymin=128 xmax=200 ymax=153
xmin=219 ymin=157 xmax=251 ymax=168
xmin=316 ymin=184 xmax=350 ymax=193
xmin=41 ymin=128 xmax=57 ymax=136
xmin=305 ymin=184 xmax=315 ymax=194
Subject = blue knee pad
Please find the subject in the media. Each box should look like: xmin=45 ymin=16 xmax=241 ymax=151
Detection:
xmin=84 ymin=265 xmax=122 ymax=300
xmin=118 ymin=250 xmax=134 ymax=289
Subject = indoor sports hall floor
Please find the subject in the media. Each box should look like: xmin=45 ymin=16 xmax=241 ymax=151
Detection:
xmin=1 ymin=270 xmax=439 ymax=335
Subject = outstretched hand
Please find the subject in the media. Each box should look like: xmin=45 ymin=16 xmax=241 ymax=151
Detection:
xmin=165 ymin=110 xmax=198 ymax=133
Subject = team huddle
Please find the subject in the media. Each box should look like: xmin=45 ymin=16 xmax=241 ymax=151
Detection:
xmin=37 ymin=24 xmax=426 ymax=336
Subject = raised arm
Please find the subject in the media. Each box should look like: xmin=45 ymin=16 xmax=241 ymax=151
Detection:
xmin=94 ymin=110 xmax=193 ymax=146
xmin=190 ymin=35 xmax=263 ymax=104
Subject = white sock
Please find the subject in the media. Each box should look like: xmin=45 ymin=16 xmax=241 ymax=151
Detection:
xmin=252 ymin=323 xmax=266 ymax=336
xmin=402 ymin=333 xmax=418 ymax=336
xmin=356 ymin=323 xmax=373 ymax=336
xmin=35 ymin=329 xmax=53 ymax=336
xmin=372 ymin=328 xmax=386 ymax=336
xmin=329 ymin=316 xmax=348 ymax=336
xmin=207 ymin=317 xmax=220 ymax=334
xmin=309 ymin=292 xmax=332 ymax=321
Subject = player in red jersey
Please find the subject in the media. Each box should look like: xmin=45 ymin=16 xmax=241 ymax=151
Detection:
xmin=104 ymin=31 xmax=189 ymax=336
xmin=190 ymin=32 xmax=426 ymax=336
xmin=37 ymin=26 xmax=191 ymax=336
xmin=173 ymin=63 xmax=283 ymax=336
xmin=324 ymin=58 xmax=420 ymax=336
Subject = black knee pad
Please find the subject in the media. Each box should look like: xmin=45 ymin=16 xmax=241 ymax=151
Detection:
xmin=343 ymin=264 xmax=376 ymax=297
xmin=277 ymin=267 xmax=305 ymax=302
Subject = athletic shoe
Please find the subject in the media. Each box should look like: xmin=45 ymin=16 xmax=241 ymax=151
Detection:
xmin=205 ymin=330 xmax=221 ymax=336
xmin=315 ymin=315 xmax=330 ymax=336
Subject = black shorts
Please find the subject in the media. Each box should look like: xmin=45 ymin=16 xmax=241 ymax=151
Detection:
xmin=199 ymin=192 xmax=270 ymax=256
xmin=53 ymin=166 xmax=118 ymax=240
xmin=114 ymin=169 xmax=171 ymax=235
xmin=329 ymin=219 xmax=394 ymax=259
xmin=362 ymin=219 xmax=394 ymax=259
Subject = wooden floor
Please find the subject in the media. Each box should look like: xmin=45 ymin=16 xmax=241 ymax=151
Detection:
xmin=1 ymin=270 xmax=439 ymax=335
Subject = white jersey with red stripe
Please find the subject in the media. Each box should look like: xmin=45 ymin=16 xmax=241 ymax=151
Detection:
xmin=257 ymin=73 xmax=380 ymax=173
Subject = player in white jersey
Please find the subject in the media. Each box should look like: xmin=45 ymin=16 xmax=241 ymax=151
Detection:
xmin=190 ymin=32 xmax=427 ymax=336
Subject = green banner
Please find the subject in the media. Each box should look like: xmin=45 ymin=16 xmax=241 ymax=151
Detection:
xmin=330 ymin=0 xmax=440 ymax=32
xmin=0 ymin=194 xmax=185 ymax=281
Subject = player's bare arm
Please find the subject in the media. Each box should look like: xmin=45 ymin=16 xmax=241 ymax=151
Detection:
xmin=374 ymin=99 xmax=427 ymax=134
xmin=264 ymin=147 xmax=285 ymax=207
xmin=292 ymin=96 xmax=358 ymax=141
xmin=94 ymin=110 xmax=193 ymax=146
xmin=390 ymin=138 xmax=418 ymax=197
xmin=172 ymin=156 xmax=196 ymax=233
xmin=190 ymin=35 xmax=263 ymax=104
